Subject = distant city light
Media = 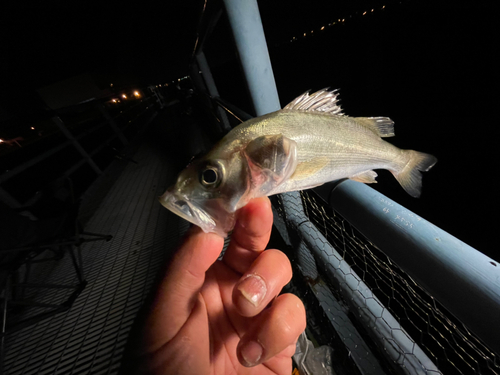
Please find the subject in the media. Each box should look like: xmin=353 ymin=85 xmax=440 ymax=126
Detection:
xmin=0 ymin=139 xmax=3 ymax=143
xmin=134 ymin=91 xmax=140 ymax=97
xmin=110 ymin=83 xmax=113 ymax=87
xmin=215 ymin=2 xmax=392 ymax=48
xmin=112 ymin=99 xmax=117 ymax=103
xmin=122 ymin=94 xmax=127 ymax=99
xmin=31 ymin=127 xmax=35 ymax=130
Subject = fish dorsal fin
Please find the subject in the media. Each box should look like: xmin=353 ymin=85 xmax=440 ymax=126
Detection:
xmin=284 ymin=88 xmax=344 ymax=115
xmin=353 ymin=117 xmax=395 ymax=138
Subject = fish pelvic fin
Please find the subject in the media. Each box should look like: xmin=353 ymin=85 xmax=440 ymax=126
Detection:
xmin=354 ymin=117 xmax=395 ymax=138
xmin=393 ymin=150 xmax=437 ymax=198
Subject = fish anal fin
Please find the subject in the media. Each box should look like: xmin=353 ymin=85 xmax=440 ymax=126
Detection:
xmin=350 ymin=170 xmax=378 ymax=184
xmin=290 ymin=157 xmax=330 ymax=181
xmin=354 ymin=117 xmax=395 ymax=138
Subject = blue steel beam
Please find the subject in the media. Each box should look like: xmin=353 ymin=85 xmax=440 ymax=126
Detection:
xmin=328 ymin=179 xmax=500 ymax=356
xmin=222 ymin=0 xmax=281 ymax=116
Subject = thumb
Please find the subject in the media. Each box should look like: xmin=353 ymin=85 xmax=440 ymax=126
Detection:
xmin=143 ymin=227 xmax=223 ymax=353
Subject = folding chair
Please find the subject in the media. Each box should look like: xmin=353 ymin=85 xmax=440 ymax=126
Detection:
xmin=0 ymin=177 xmax=112 ymax=357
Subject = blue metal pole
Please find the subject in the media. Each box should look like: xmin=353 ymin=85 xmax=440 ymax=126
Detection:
xmin=222 ymin=0 xmax=281 ymax=116
xmin=329 ymin=179 xmax=500 ymax=356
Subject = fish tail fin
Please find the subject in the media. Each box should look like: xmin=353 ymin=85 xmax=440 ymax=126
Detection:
xmin=393 ymin=150 xmax=437 ymax=198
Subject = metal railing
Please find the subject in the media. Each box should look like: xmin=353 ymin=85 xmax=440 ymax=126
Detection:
xmin=0 ymin=90 xmax=161 ymax=209
xmin=187 ymin=1 xmax=500 ymax=374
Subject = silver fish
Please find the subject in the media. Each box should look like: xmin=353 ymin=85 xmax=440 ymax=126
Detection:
xmin=160 ymin=88 xmax=437 ymax=237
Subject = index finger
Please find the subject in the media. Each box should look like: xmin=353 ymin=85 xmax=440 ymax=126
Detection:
xmin=222 ymin=197 xmax=273 ymax=274
xmin=142 ymin=228 xmax=223 ymax=353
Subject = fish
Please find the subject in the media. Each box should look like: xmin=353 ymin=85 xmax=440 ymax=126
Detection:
xmin=159 ymin=88 xmax=437 ymax=237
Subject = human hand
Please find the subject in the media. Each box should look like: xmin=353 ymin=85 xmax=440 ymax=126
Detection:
xmin=139 ymin=197 xmax=306 ymax=375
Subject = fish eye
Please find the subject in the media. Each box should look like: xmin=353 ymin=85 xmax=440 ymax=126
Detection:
xmin=200 ymin=167 xmax=219 ymax=187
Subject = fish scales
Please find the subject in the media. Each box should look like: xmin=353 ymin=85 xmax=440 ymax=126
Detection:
xmin=216 ymin=110 xmax=404 ymax=194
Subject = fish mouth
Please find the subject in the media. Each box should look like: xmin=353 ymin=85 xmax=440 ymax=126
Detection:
xmin=159 ymin=191 xmax=218 ymax=234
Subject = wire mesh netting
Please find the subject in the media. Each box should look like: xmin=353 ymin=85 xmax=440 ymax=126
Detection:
xmin=272 ymin=190 xmax=499 ymax=375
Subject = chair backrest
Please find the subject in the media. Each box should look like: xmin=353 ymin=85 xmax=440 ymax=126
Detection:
xmin=29 ymin=177 xmax=75 ymax=220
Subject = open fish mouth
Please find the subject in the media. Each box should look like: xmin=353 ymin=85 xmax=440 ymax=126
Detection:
xmin=159 ymin=191 xmax=217 ymax=234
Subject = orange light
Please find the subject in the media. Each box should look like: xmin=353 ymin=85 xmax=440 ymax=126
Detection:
xmin=134 ymin=91 xmax=140 ymax=97
xmin=31 ymin=127 xmax=35 ymax=130
xmin=122 ymin=94 xmax=127 ymax=99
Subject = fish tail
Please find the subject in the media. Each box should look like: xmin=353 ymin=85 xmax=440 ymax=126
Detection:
xmin=393 ymin=150 xmax=437 ymax=198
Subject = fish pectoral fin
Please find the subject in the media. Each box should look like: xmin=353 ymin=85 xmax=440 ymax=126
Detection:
xmin=354 ymin=117 xmax=395 ymax=138
xmin=290 ymin=157 xmax=330 ymax=181
xmin=244 ymin=134 xmax=298 ymax=197
xmin=350 ymin=170 xmax=378 ymax=184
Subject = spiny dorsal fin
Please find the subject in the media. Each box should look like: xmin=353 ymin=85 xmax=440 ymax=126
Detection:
xmin=284 ymin=88 xmax=344 ymax=115
xmin=354 ymin=117 xmax=395 ymax=138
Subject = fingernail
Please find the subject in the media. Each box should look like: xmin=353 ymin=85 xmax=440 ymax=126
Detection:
xmin=237 ymin=274 xmax=267 ymax=307
xmin=239 ymin=340 xmax=263 ymax=367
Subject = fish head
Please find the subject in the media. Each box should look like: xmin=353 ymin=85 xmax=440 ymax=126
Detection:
xmin=160 ymin=132 xmax=298 ymax=237
xmin=159 ymin=153 xmax=250 ymax=237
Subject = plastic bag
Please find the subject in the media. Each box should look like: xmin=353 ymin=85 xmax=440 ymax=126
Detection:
xmin=293 ymin=331 xmax=335 ymax=375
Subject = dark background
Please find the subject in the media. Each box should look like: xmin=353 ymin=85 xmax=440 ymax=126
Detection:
xmin=1 ymin=0 xmax=498 ymax=259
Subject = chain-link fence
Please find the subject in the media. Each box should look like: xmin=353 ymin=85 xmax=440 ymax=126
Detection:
xmin=271 ymin=190 xmax=499 ymax=375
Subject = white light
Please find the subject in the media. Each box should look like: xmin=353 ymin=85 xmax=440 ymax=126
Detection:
xmin=122 ymin=94 xmax=127 ymax=99
xmin=134 ymin=91 xmax=140 ymax=96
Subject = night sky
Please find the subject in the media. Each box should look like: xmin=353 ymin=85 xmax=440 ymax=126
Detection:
xmin=1 ymin=2 xmax=201 ymax=95
xmin=1 ymin=1 xmax=498 ymax=258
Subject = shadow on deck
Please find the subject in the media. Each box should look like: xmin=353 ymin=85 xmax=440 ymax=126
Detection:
xmin=2 ymin=107 xmax=211 ymax=374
